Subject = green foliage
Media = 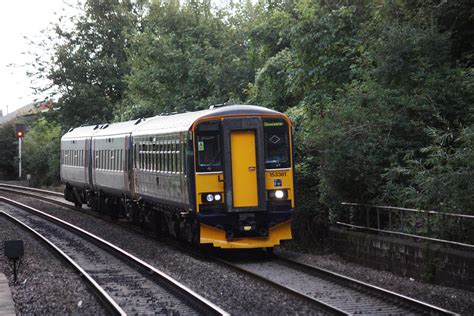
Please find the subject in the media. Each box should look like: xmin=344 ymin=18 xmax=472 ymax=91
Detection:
xmin=47 ymin=0 xmax=139 ymax=127
xmin=0 ymin=122 xmax=18 ymax=179
xmin=387 ymin=125 xmax=474 ymax=215
xmin=18 ymin=0 xmax=473 ymax=250
xmin=117 ymin=0 xmax=255 ymax=119
xmin=374 ymin=24 xmax=450 ymax=90
xmin=249 ymin=48 xmax=300 ymax=111
xmin=23 ymin=118 xmax=62 ymax=186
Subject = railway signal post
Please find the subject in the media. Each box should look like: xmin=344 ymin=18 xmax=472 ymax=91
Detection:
xmin=15 ymin=124 xmax=25 ymax=179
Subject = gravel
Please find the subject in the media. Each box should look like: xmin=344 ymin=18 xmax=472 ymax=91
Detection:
xmin=0 ymin=215 xmax=106 ymax=315
xmin=276 ymin=245 xmax=474 ymax=315
xmin=3 ymin=189 xmax=473 ymax=315
xmin=0 ymin=193 xmax=321 ymax=315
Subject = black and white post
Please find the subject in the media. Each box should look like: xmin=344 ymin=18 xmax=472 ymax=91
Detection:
xmin=18 ymin=136 xmax=22 ymax=179
xmin=15 ymin=123 xmax=25 ymax=179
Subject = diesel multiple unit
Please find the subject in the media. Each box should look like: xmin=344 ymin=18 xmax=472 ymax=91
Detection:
xmin=60 ymin=105 xmax=295 ymax=249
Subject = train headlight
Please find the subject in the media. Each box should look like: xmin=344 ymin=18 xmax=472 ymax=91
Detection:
xmin=268 ymin=189 xmax=288 ymax=200
xmin=202 ymin=192 xmax=223 ymax=204
xmin=206 ymin=194 xmax=215 ymax=202
xmin=275 ymin=190 xmax=284 ymax=199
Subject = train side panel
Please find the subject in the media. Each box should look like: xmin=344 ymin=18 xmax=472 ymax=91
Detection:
xmin=132 ymin=132 xmax=189 ymax=207
xmin=92 ymin=135 xmax=130 ymax=196
xmin=61 ymin=137 xmax=89 ymax=187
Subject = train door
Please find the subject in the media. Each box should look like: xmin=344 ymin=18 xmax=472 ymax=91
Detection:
xmin=85 ymin=137 xmax=93 ymax=188
xmin=230 ymin=130 xmax=258 ymax=207
xmin=223 ymin=117 xmax=266 ymax=212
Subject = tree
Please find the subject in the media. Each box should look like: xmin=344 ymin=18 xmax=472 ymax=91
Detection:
xmin=22 ymin=118 xmax=62 ymax=186
xmin=46 ymin=0 xmax=140 ymax=127
xmin=117 ymin=0 xmax=255 ymax=119
xmin=0 ymin=122 xmax=19 ymax=179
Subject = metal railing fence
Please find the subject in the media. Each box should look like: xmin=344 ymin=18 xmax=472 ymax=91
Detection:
xmin=339 ymin=203 xmax=474 ymax=245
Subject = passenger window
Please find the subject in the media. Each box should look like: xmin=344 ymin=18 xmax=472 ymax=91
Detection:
xmin=195 ymin=121 xmax=221 ymax=172
xmin=147 ymin=144 xmax=151 ymax=170
xmin=139 ymin=143 xmax=144 ymax=170
xmin=168 ymin=142 xmax=172 ymax=172
xmin=172 ymin=142 xmax=176 ymax=173
xmin=158 ymin=142 xmax=162 ymax=172
xmin=153 ymin=144 xmax=157 ymax=172
xmin=113 ymin=149 xmax=117 ymax=171
xmin=119 ymin=150 xmax=122 ymax=171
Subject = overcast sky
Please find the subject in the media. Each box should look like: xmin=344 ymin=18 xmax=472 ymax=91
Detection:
xmin=0 ymin=0 xmax=76 ymax=116
xmin=0 ymin=0 xmax=235 ymax=116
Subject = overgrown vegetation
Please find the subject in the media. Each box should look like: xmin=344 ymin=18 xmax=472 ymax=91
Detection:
xmin=0 ymin=122 xmax=18 ymax=179
xmin=1 ymin=0 xmax=472 ymax=249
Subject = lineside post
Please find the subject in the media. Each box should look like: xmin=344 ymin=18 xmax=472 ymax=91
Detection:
xmin=19 ymin=137 xmax=22 ymax=179
xmin=15 ymin=123 xmax=25 ymax=179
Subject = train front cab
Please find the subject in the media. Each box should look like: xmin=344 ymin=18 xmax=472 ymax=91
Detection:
xmin=193 ymin=114 xmax=294 ymax=249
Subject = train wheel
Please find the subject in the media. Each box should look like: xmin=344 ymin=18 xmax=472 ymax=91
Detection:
xmin=183 ymin=219 xmax=199 ymax=246
xmin=184 ymin=222 xmax=193 ymax=244
xmin=265 ymin=247 xmax=274 ymax=258
xmin=89 ymin=194 xmax=98 ymax=212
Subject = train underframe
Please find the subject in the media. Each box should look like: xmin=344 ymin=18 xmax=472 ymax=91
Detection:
xmin=64 ymin=184 xmax=292 ymax=249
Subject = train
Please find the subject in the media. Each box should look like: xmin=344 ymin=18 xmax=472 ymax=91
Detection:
xmin=60 ymin=104 xmax=295 ymax=249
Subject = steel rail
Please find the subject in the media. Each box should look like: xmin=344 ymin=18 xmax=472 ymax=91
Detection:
xmin=0 ymin=183 xmax=63 ymax=197
xmin=341 ymin=202 xmax=474 ymax=219
xmin=0 ymin=186 xmax=158 ymax=239
xmin=0 ymin=186 xmax=76 ymax=209
xmin=2 ymin=185 xmax=456 ymax=315
xmin=276 ymin=255 xmax=457 ymax=315
xmin=0 ymin=196 xmax=228 ymax=316
xmin=211 ymin=256 xmax=347 ymax=315
xmin=0 ymin=209 xmax=125 ymax=316
xmin=336 ymin=221 xmax=474 ymax=250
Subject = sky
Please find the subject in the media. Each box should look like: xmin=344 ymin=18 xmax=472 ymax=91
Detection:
xmin=0 ymin=0 xmax=76 ymax=116
xmin=0 ymin=0 xmax=238 ymax=117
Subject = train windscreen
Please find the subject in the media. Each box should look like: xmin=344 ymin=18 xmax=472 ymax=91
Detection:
xmin=263 ymin=119 xmax=290 ymax=169
xmin=196 ymin=121 xmax=222 ymax=172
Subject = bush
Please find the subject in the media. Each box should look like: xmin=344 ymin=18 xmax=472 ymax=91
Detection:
xmin=23 ymin=118 xmax=62 ymax=186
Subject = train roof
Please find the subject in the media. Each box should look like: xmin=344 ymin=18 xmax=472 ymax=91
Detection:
xmin=132 ymin=104 xmax=282 ymax=136
xmin=93 ymin=119 xmax=140 ymax=138
xmin=61 ymin=125 xmax=98 ymax=140
xmin=61 ymin=105 xmax=284 ymax=140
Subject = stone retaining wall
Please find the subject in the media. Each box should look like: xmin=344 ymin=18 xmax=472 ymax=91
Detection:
xmin=329 ymin=227 xmax=474 ymax=291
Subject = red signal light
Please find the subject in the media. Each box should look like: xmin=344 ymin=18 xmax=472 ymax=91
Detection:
xmin=15 ymin=124 xmax=26 ymax=138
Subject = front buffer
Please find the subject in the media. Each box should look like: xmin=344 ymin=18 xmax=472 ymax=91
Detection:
xmin=200 ymin=220 xmax=292 ymax=249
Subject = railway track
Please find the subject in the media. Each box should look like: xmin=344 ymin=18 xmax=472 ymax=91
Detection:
xmin=0 ymin=195 xmax=228 ymax=315
xmin=0 ymin=183 xmax=150 ymax=237
xmin=0 ymin=184 xmax=459 ymax=315
xmin=213 ymin=254 xmax=457 ymax=315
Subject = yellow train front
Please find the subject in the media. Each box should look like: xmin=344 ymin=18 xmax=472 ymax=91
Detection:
xmin=191 ymin=105 xmax=294 ymax=248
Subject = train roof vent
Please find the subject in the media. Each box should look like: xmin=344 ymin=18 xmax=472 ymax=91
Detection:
xmin=101 ymin=124 xmax=109 ymax=129
xmin=93 ymin=125 xmax=100 ymax=130
xmin=67 ymin=127 xmax=74 ymax=132
xmin=158 ymin=111 xmax=178 ymax=116
xmin=209 ymin=102 xmax=238 ymax=110
xmin=134 ymin=118 xmax=144 ymax=125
